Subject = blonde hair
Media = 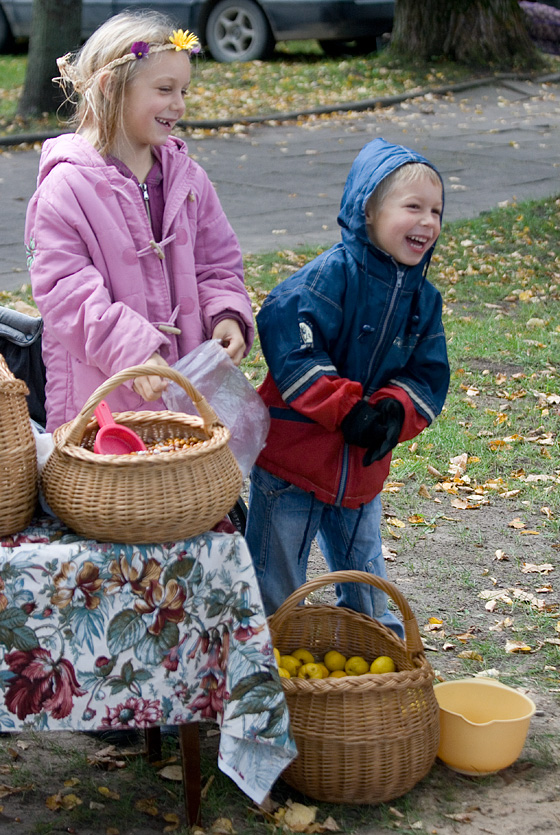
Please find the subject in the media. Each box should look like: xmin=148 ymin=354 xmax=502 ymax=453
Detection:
xmin=366 ymin=162 xmax=442 ymax=218
xmin=55 ymin=10 xmax=199 ymax=156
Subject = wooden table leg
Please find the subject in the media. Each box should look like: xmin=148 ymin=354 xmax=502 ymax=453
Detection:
xmin=179 ymin=723 xmax=202 ymax=826
xmin=144 ymin=726 xmax=162 ymax=762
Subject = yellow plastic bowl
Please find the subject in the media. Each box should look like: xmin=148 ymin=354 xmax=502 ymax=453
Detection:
xmin=434 ymin=678 xmax=536 ymax=775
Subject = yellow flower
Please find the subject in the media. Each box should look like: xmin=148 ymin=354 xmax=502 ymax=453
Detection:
xmin=169 ymin=29 xmax=200 ymax=52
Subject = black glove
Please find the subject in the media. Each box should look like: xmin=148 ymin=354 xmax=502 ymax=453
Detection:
xmin=341 ymin=399 xmax=405 ymax=466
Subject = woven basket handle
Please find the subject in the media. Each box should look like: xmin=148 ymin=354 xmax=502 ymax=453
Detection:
xmin=60 ymin=364 xmax=220 ymax=447
xmin=268 ymin=570 xmax=426 ymax=659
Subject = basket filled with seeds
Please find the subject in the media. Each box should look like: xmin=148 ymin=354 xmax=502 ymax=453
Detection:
xmin=41 ymin=364 xmax=243 ymax=543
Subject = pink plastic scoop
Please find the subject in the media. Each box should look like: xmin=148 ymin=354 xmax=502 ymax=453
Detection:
xmin=93 ymin=400 xmax=147 ymax=455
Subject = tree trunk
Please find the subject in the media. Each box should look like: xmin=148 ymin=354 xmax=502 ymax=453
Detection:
xmin=391 ymin=0 xmax=542 ymax=69
xmin=18 ymin=0 xmax=82 ymax=118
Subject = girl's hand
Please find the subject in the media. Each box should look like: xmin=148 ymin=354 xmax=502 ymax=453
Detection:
xmin=212 ymin=319 xmax=246 ymax=366
xmin=133 ymin=353 xmax=169 ymax=401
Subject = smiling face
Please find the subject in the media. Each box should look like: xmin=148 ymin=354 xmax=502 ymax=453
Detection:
xmin=111 ymin=49 xmax=191 ymax=173
xmin=365 ymin=169 xmax=443 ymax=266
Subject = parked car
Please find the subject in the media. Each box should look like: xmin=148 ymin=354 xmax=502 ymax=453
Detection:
xmin=0 ymin=0 xmax=394 ymax=62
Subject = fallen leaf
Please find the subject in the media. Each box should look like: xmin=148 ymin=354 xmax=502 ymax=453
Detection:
xmin=522 ymin=562 xmax=554 ymax=574
xmin=418 ymin=484 xmax=432 ymax=498
xmin=98 ymin=786 xmax=120 ymax=800
xmin=320 ymin=816 xmax=340 ymax=831
xmin=444 ymin=812 xmax=472 ymax=822
xmin=386 ymin=517 xmax=406 ymax=528
xmin=210 ymin=818 xmax=237 ymax=835
xmin=455 ymin=629 xmax=476 ymax=643
xmin=45 ymin=792 xmax=83 ymax=811
xmin=494 ymin=549 xmax=509 ymax=561
xmin=457 ymin=650 xmax=484 ymax=661
xmin=505 ymin=640 xmax=533 ymax=653
xmin=449 ymin=453 xmax=468 ymax=475
xmin=408 ymin=514 xmax=433 ymax=526
xmin=508 ymin=517 xmax=526 ymax=529
xmin=427 ymin=464 xmax=444 ymax=479
xmin=282 ymin=802 xmax=317 ymax=831
xmin=489 ymin=439 xmax=512 ymax=451
xmin=106 ymin=828 xmax=119 ymax=835
xmin=489 ymin=618 xmax=514 ymax=632
xmin=163 ymin=812 xmax=181 ymax=832
xmin=135 ymin=798 xmax=159 ymax=816
xmin=158 ymin=765 xmax=184 ymax=781
xmin=383 ymin=482 xmax=404 ymax=493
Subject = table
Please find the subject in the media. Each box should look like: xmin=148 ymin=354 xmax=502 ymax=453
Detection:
xmin=0 ymin=517 xmax=297 ymax=818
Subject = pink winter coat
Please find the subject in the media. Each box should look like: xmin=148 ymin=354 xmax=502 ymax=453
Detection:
xmin=25 ymin=133 xmax=254 ymax=431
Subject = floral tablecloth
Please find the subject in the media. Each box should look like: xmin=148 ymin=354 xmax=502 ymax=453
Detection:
xmin=0 ymin=517 xmax=297 ymax=805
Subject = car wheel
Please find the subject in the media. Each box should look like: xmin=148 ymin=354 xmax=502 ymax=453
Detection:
xmin=0 ymin=8 xmax=13 ymax=53
xmin=206 ymin=0 xmax=275 ymax=62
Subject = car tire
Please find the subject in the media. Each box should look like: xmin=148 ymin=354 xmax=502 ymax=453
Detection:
xmin=0 ymin=8 xmax=13 ymax=54
xmin=205 ymin=0 xmax=275 ymax=62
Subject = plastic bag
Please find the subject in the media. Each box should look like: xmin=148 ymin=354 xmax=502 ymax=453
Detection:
xmin=30 ymin=420 xmax=55 ymax=516
xmin=162 ymin=340 xmax=270 ymax=478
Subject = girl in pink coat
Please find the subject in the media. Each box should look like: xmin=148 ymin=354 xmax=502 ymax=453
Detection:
xmin=25 ymin=10 xmax=254 ymax=432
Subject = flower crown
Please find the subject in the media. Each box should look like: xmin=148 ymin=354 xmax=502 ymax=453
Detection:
xmin=56 ymin=29 xmax=200 ymax=95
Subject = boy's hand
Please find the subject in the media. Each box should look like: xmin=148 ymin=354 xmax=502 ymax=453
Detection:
xmin=132 ymin=353 xmax=169 ymax=402
xmin=341 ymin=399 xmax=405 ymax=466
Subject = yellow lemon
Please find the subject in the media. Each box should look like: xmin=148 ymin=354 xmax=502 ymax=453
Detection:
xmin=278 ymin=667 xmax=291 ymax=678
xmin=329 ymin=669 xmax=348 ymax=678
xmin=345 ymin=655 xmax=370 ymax=676
xmin=323 ymin=650 xmax=347 ymax=672
xmin=280 ymin=655 xmax=301 ymax=677
xmin=297 ymin=662 xmax=324 ymax=679
xmin=291 ymin=648 xmax=315 ymax=665
xmin=370 ymin=655 xmax=397 ymax=674
xmin=273 ymin=647 xmax=281 ymax=666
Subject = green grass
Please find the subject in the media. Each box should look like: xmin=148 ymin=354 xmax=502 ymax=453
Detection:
xmin=1 ymin=41 xmax=559 ymax=136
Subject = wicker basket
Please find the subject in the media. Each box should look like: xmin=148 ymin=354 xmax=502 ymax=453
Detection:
xmin=268 ymin=570 xmax=440 ymax=804
xmin=41 ymin=365 xmax=243 ymax=543
xmin=0 ymin=352 xmax=38 ymax=536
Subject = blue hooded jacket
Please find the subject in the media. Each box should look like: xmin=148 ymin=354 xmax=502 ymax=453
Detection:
xmin=255 ymin=138 xmax=450 ymax=508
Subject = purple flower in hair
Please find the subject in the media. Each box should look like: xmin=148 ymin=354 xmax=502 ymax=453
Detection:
xmin=131 ymin=41 xmax=150 ymax=59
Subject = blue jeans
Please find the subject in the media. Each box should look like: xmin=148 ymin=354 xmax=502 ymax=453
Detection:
xmin=245 ymin=465 xmax=404 ymax=638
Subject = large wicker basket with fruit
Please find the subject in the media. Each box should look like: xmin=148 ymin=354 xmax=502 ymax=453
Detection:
xmin=41 ymin=365 xmax=242 ymax=544
xmin=268 ymin=570 xmax=440 ymax=804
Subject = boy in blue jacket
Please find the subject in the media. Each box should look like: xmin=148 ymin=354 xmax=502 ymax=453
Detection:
xmin=245 ymin=138 xmax=450 ymax=637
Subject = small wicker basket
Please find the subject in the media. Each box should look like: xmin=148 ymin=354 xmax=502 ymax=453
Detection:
xmin=41 ymin=365 xmax=243 ymax=543
xmin=0 ymin=352 xmax=38 ymax=536
xmin=268 ymin=570 xmax=440 ymax=804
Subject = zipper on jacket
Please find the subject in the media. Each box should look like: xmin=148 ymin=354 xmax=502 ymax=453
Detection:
xmin=336 ymin=444 xmax=350 ymax=505
xmin=364 ymin=263 xmax=405 ymax=397
xmin=139 ymin=182 xmax=152 ymax=229
xmin=139 ymin=182 xmax=164 ymax=259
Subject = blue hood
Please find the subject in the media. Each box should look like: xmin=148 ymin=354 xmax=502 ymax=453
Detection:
xmin=337 ymin=138 xmax=444 ymax=261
